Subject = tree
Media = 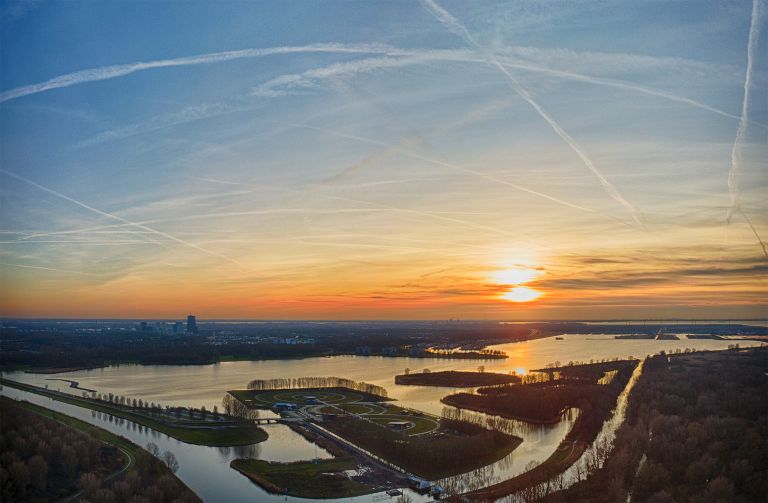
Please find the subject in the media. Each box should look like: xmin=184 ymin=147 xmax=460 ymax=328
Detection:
xmin=477 ymin=365 xmax=485 ymax=373
xmin=79 ymin=472 xmax=101 ymax=494
xmin=145 ymin=442 xmax=160 ymax=457
xmin=404 ymin=368 xmax=410 ymax=375
xmin=27 ymin=455 xmax=47 ymax=493
xmin=161 ymin=451 xmax=179 ymax=473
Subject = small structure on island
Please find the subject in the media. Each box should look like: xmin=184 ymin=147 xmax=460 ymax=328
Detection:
xmin=388 ymin=421 xmax=410 ymax=431
xmin=407 ymin=475 xmax=431 ymax=492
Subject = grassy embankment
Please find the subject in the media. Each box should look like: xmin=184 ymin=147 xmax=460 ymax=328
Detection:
xmin=322 ymin=415 xmax=521 ymax=479
xmin=1 ymin=378 xmax=267 ymax=446
xmin=394 ymin=370 xmax=521 ymax=387
xmin=230 ymin=458 xmax=377 ymax=498
xmin=2 ymin=396 xmax=201 ymax=502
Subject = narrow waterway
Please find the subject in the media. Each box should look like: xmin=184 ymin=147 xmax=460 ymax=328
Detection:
xmin=0 ymin=385 xmax=430 ymax=503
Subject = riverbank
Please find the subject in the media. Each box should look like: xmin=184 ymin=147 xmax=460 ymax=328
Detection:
xmin=1 ymin=378 xmax=267 ymax=446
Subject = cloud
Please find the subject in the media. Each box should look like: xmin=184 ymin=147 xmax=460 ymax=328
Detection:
xmin=0 ymin=169 xmax=249 ymax=269
xmin=725 ymin=0 xmax=766 ymax=258
xmin=420 ymin=0 xmax=644 ymax=227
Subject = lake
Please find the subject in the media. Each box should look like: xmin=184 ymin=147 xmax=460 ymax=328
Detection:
xmin=2 ymin=334 xmax=761 ymax=501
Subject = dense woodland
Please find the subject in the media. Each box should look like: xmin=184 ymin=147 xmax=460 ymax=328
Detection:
xmin=322 ymin=415 xmax=519 ymax=479
xmin=443 ymin=361 xmax=637 ymax=446
xmin=0 ymin=398 xmax=199 ymax=503
xmin=541 ymin=348 xmax=768 ymax=503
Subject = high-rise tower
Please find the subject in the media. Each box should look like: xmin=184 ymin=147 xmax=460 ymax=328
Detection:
xmin=186 ymin=314 xmax=198 ymax=334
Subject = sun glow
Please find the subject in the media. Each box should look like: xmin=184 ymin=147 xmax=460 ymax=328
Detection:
xmin=492 ymin=268 xmax=542 ymax=285
xmin=501 ymin=286 xmax=543 ymax=303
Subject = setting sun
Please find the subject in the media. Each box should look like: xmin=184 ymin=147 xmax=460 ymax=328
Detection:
xmin=501 ymin=286 xmax=543 ymax=303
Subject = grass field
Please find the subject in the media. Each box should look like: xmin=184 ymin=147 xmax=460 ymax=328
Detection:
xmin=230 ymin=457 xmax=377 ymax=498
xmin=229 ymin=386 xmax=388 ymax=407
xmin=2 ymin=378 xmax=267 ymax=446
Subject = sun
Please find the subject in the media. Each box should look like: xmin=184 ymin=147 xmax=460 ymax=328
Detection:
xmin=500 ymin=286 xmax=543 ymax=303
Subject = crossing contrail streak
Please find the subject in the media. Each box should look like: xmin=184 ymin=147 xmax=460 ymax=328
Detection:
xmin=738 ymin=208 xmax=768 ymax=258
xmin=419 ymin=0 xmax=644 ymax=227
xmin=198 ymin=177 xmax=536 ymax=242
xmin=278 ymin=122 xmax=595 ymax=214
xmin=0 ymin=169 xmax=249 ymax=269
xmin=3 ymin=37 xmax=753 ymax=133
xmin=728 ymin=0 xmax=762 ymax=223
xmin=0 ymin=262 xmax=102 ymax=276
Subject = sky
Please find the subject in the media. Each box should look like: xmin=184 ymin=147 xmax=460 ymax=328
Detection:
xmin=0 ymin=0 xmax=766 ymax=320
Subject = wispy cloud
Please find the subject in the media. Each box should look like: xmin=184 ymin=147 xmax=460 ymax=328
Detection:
xmin=0 ymin=169 xmax=249 ymax=269
xmin=419 ymin=0 xmax=644 ymax=227
xmin=279 ymin=121 xmax=598 ymax=215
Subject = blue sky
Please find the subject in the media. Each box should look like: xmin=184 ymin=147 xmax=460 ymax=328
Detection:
xmin=0 ymin=0 xmax=765 ymax=319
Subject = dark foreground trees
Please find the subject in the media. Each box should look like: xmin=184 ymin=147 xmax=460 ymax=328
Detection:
xmin=0 ymin=397 xmax=200 ymax=503
xmin=541 ymin=348 xmax=768 ymax=503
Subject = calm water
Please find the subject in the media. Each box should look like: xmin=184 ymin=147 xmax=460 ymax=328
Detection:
xmin=3 ymin=335 xmax=762 ymax=502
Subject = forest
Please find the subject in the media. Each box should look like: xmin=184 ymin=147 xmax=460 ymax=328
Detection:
xmin=442 ymin=360 xmax=637 ymax=437
xmin=394 ymin=370 xmax=521 ymax=387
xmin=0 ymin=397 xmax=199 ymax=503
xmin=540 ymin=347 xmax=767 ymax=502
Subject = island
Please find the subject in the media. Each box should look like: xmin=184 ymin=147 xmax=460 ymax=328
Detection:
xmin=394 ymin=370 xmax=521 ymax=387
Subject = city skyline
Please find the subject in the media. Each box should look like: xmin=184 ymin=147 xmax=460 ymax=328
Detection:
xmin=1 ymin=0 xmax=766 ymax=320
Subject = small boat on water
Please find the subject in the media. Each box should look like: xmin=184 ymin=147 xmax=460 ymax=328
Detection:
xmin=555 ymin=336 xmax=564 ymax=340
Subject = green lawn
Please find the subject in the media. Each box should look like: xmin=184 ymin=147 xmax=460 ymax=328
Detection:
xmin=2 ymin=378 xmax=267 ymax=446
xmin=230 ymin=458 xmax=377 ymax=498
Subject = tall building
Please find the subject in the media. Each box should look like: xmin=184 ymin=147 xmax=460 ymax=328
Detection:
xmin=173 ymin=321 xmax=184 ymax=334
xmin=186 ymin=314 xmax=198 ymax=334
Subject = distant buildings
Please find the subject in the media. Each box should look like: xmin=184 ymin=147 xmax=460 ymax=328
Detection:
xmin=173 ymin=321 xmax=184 ymax=334
xmin=186 ymin=314 xmax=198 ymax=334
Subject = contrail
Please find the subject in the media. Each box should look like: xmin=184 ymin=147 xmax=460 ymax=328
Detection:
xmin=278 ymin=121 xmax=596 ymax=214
xmin=738 ymin=208 xmax=768 ymax=258
xmin=198 ymin=176 xmax=533 ymax=241
xmin=727 ymin=0 xmax=762 ymax=223
xmin=419 ymin=0 xmax=644 ymax=227
xmin=2 ymin=39 xmax=754 ymax=131
xmin=0 ymin=43 xmax=405 ymax=103
xmin=0 ymin=169 xmax=249 ymax=269
xmin=0 ymin=262 xmax=102 ymax=276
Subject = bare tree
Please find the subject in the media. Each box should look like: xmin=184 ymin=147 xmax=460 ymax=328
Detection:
xmin=162 ymin=451 xmax=179 ymax=473
xmin=146 ymin=442 xmax=160 ymax=457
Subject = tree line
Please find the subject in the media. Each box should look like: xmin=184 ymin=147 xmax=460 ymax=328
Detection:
xmin=246 ymin=377 xmax=388 ymax=398
xmin=0 ymin=397 xmax=199 ymax=502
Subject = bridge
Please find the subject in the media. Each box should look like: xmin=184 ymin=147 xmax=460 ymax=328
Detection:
xmin=253 ymin=418 xmax=280 ymax=425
